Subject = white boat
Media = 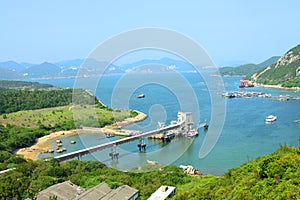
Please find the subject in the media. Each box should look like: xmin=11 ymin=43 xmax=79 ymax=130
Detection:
xmin=136 ymin=93 xmax=145 ymax=98
xmin=265 ymin=115 xmax=277 ymax=123
xmin=186 ymin=128 xmax=199 ymax=138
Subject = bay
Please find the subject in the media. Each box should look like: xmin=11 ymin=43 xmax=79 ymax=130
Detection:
xmin=35 ymin=74 xmax=300 ymax=175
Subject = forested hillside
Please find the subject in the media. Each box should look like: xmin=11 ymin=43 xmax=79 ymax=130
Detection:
xmin=0 ymin=80 xmax=98 ymax=114
xmin=174 ymin=145 xmax=300 ymax=199
xmin=218 ymin=56 xmax=279 ymax=76
xmin=250 ymin=44 xmax=300 ymax=87
xmin=0 ymin=80 xmax=136 ymax=164
xmin=0 ymin=145 xmax=299 ymax=199
xmin=0 ymin=80 xmax=55 ymax=90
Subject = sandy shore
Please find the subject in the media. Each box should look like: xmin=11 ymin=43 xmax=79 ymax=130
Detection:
xmin=16 ymin=112 xmax=147 ymax=160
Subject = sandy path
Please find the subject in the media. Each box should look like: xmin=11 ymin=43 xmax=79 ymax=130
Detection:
xmin=16 ymin=112 xmax=147 ymax=160
xmin=255 ymin=83 xmax=300 ymax=90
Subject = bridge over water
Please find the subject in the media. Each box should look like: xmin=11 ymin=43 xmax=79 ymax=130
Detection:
xmin=54 ymin=120 xmax=185 ymax=162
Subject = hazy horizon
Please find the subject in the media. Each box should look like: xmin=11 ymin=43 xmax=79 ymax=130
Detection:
xmin=1 ymin=1 xmax=300 ymax=67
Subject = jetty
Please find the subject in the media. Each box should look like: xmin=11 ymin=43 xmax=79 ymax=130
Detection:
xmin=222 ymin=91 xmax=300 ymax=101
xmin=54 ymin=112 xmax=194 ymax=162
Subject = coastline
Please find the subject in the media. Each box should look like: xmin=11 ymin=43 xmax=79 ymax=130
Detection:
xmin=255 ymin=83 xmax=300 ymax=91
xmin=16 ymin=112 xmax=147 ymax=160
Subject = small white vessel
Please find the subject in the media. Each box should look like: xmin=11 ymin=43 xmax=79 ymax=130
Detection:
xmin=136 ymin=93 xmax=145 ymax=98
xmin=186 ymin=128 xmax=199 ymax=138
xmin=265 ymin=115 xmax=277 ymax=123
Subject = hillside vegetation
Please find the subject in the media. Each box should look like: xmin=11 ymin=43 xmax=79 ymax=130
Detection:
xmin=250 ymin=44 xmax=300 ymax=87
xmin=0 ymin=80 xmax=100 ymax=114
xmin=174 ymin=145 xmax=300 ymax=199
xmin=0 ymin=145 xmax=299 ymax=199
xmin=218 ymin=56 xmax=280 ymax=76
xmin=0 ymin=80 xmax=55 ymax=90
xmin=0 ymin=80 xmax=138 ymax=156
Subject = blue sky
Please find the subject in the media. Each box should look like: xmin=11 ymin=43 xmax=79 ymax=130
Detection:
xmin=1 ymin=0 xmax=300 ymax=66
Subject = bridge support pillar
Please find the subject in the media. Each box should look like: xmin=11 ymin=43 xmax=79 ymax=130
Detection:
xmin=109 ymin=144 xmax=119 ymax=160
xmin=138 ymin=138 xmax=147 ymax=152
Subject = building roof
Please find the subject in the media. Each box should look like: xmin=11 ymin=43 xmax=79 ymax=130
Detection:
xmin=37 ymin=181 xmax=138 ymax=200
xmin=148 ymin=185 xmax=176 ymax=200
xmin=75 ymin=182 xmax=112 ymax=200
xmin=37 ymin=181 xmax=85 ymax=200
xmin=101 ymin=185 xmax=138 ymax=200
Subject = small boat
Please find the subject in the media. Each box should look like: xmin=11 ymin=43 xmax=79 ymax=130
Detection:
xmin=265 ymin=115 xmax=277 ymax=123
xmin=203 ymin=123 xmax=209 ymax=130
xmin=136 ymin=93 xmax=145 ymax=98
xmin=105 ymin=133 xmax=115 ymax=138
xmin=57 ymin=143 xmax=63 ymax=147
xmin=186 ymin=128 xmax=199 ymax=138
xmin=56 ymin=148 xmax=63 ymax=153
xmin=48 ymin=149 xmax=54 ymax=153
xmin=222 ymin=92 xmax=236 ymax=98
xmin=70 ymin=140 xmax=76 ymax=144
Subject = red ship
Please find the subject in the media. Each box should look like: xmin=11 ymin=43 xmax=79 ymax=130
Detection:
xmin=239 ymin=78 xmax=254 ymax=88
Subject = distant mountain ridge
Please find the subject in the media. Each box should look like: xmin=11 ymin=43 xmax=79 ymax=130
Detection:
xmin=23 ymin=62 xmax=61 ymax=78
xmin=218 ymin=56 xmax=280 ymax=77
xmin=0 ymin=57 xmax=197 ymax=80
xmin=250 ymin=44 xmax=300 ymax=88
xmin=0 ymin=61 xmax=27 ymax=72
xmin=0 ymin=58 xmax=118 ymax=79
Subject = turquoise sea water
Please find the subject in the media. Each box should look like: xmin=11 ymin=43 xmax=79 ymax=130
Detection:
xmin=35 ymin=74 xmax=300 ymax=175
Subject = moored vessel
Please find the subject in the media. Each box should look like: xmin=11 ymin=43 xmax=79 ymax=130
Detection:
xmin=265 ymin=115 xmax=277 ymax=123
xmin=136 ymin=93 xmax=145 ymax=98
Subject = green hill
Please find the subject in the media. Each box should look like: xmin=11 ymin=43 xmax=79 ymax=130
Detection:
xmin=0 ymin=80 xmax=56 ymax=90
xmin=22 ymin=62 xmax=61 ymax=78
xmin=251 ymin=44 xmax=300 ymax=88
xmin=174 ymin=145 xmax=300 ymax=199
xmin=218 ymin=56 xmax=280 ymax=76
xmin=0 ymin=145 xmax=299 ymax=199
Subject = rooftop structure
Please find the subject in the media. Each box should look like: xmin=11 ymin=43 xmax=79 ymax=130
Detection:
xmin=177 ymin=112 xmax=193 ymax=126
xmin=37 ymin=181 xmax=138 ymax=200
xmin=148 ymin=185 xmax=176 ymax=200
xmin=37 ymin=181 xmax=84 ymax=200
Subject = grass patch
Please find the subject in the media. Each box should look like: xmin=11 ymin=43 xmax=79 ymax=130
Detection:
xmin=0 ymin=106 xmax=135 ymax=129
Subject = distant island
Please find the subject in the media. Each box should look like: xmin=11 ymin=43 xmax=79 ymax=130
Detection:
xmin=0 ymin=57 xmax=199 ymax=80
xmin=2 ymin=43 xmax=300 ymax=89
xmin=218 ymin=56 xmax=280 ymax=77
xmin=218 ymin=44 xmax=300 ymax=89
xmin=250 ymin=44 xmax=300 ymax=88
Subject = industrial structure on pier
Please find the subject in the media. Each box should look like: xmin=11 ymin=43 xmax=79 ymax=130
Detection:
xmin=54 ymin=112 xmax=201 ymax=162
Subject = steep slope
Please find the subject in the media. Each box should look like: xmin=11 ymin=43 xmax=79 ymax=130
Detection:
xmin=219 ymin=56 xmax=280 ymax=76
xmin=174 ymin=145 xmax=300 ymax=199
xmin=251 ymin=45 xmax=300 ymax=87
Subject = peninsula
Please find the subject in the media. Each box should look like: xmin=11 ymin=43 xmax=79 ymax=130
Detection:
xmin=0 ymin=80 xmax=147 ymax=160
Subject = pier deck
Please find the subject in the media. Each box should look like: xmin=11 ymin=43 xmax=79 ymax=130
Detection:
xmin=54 ymin=121 xmax=184 ymax=162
